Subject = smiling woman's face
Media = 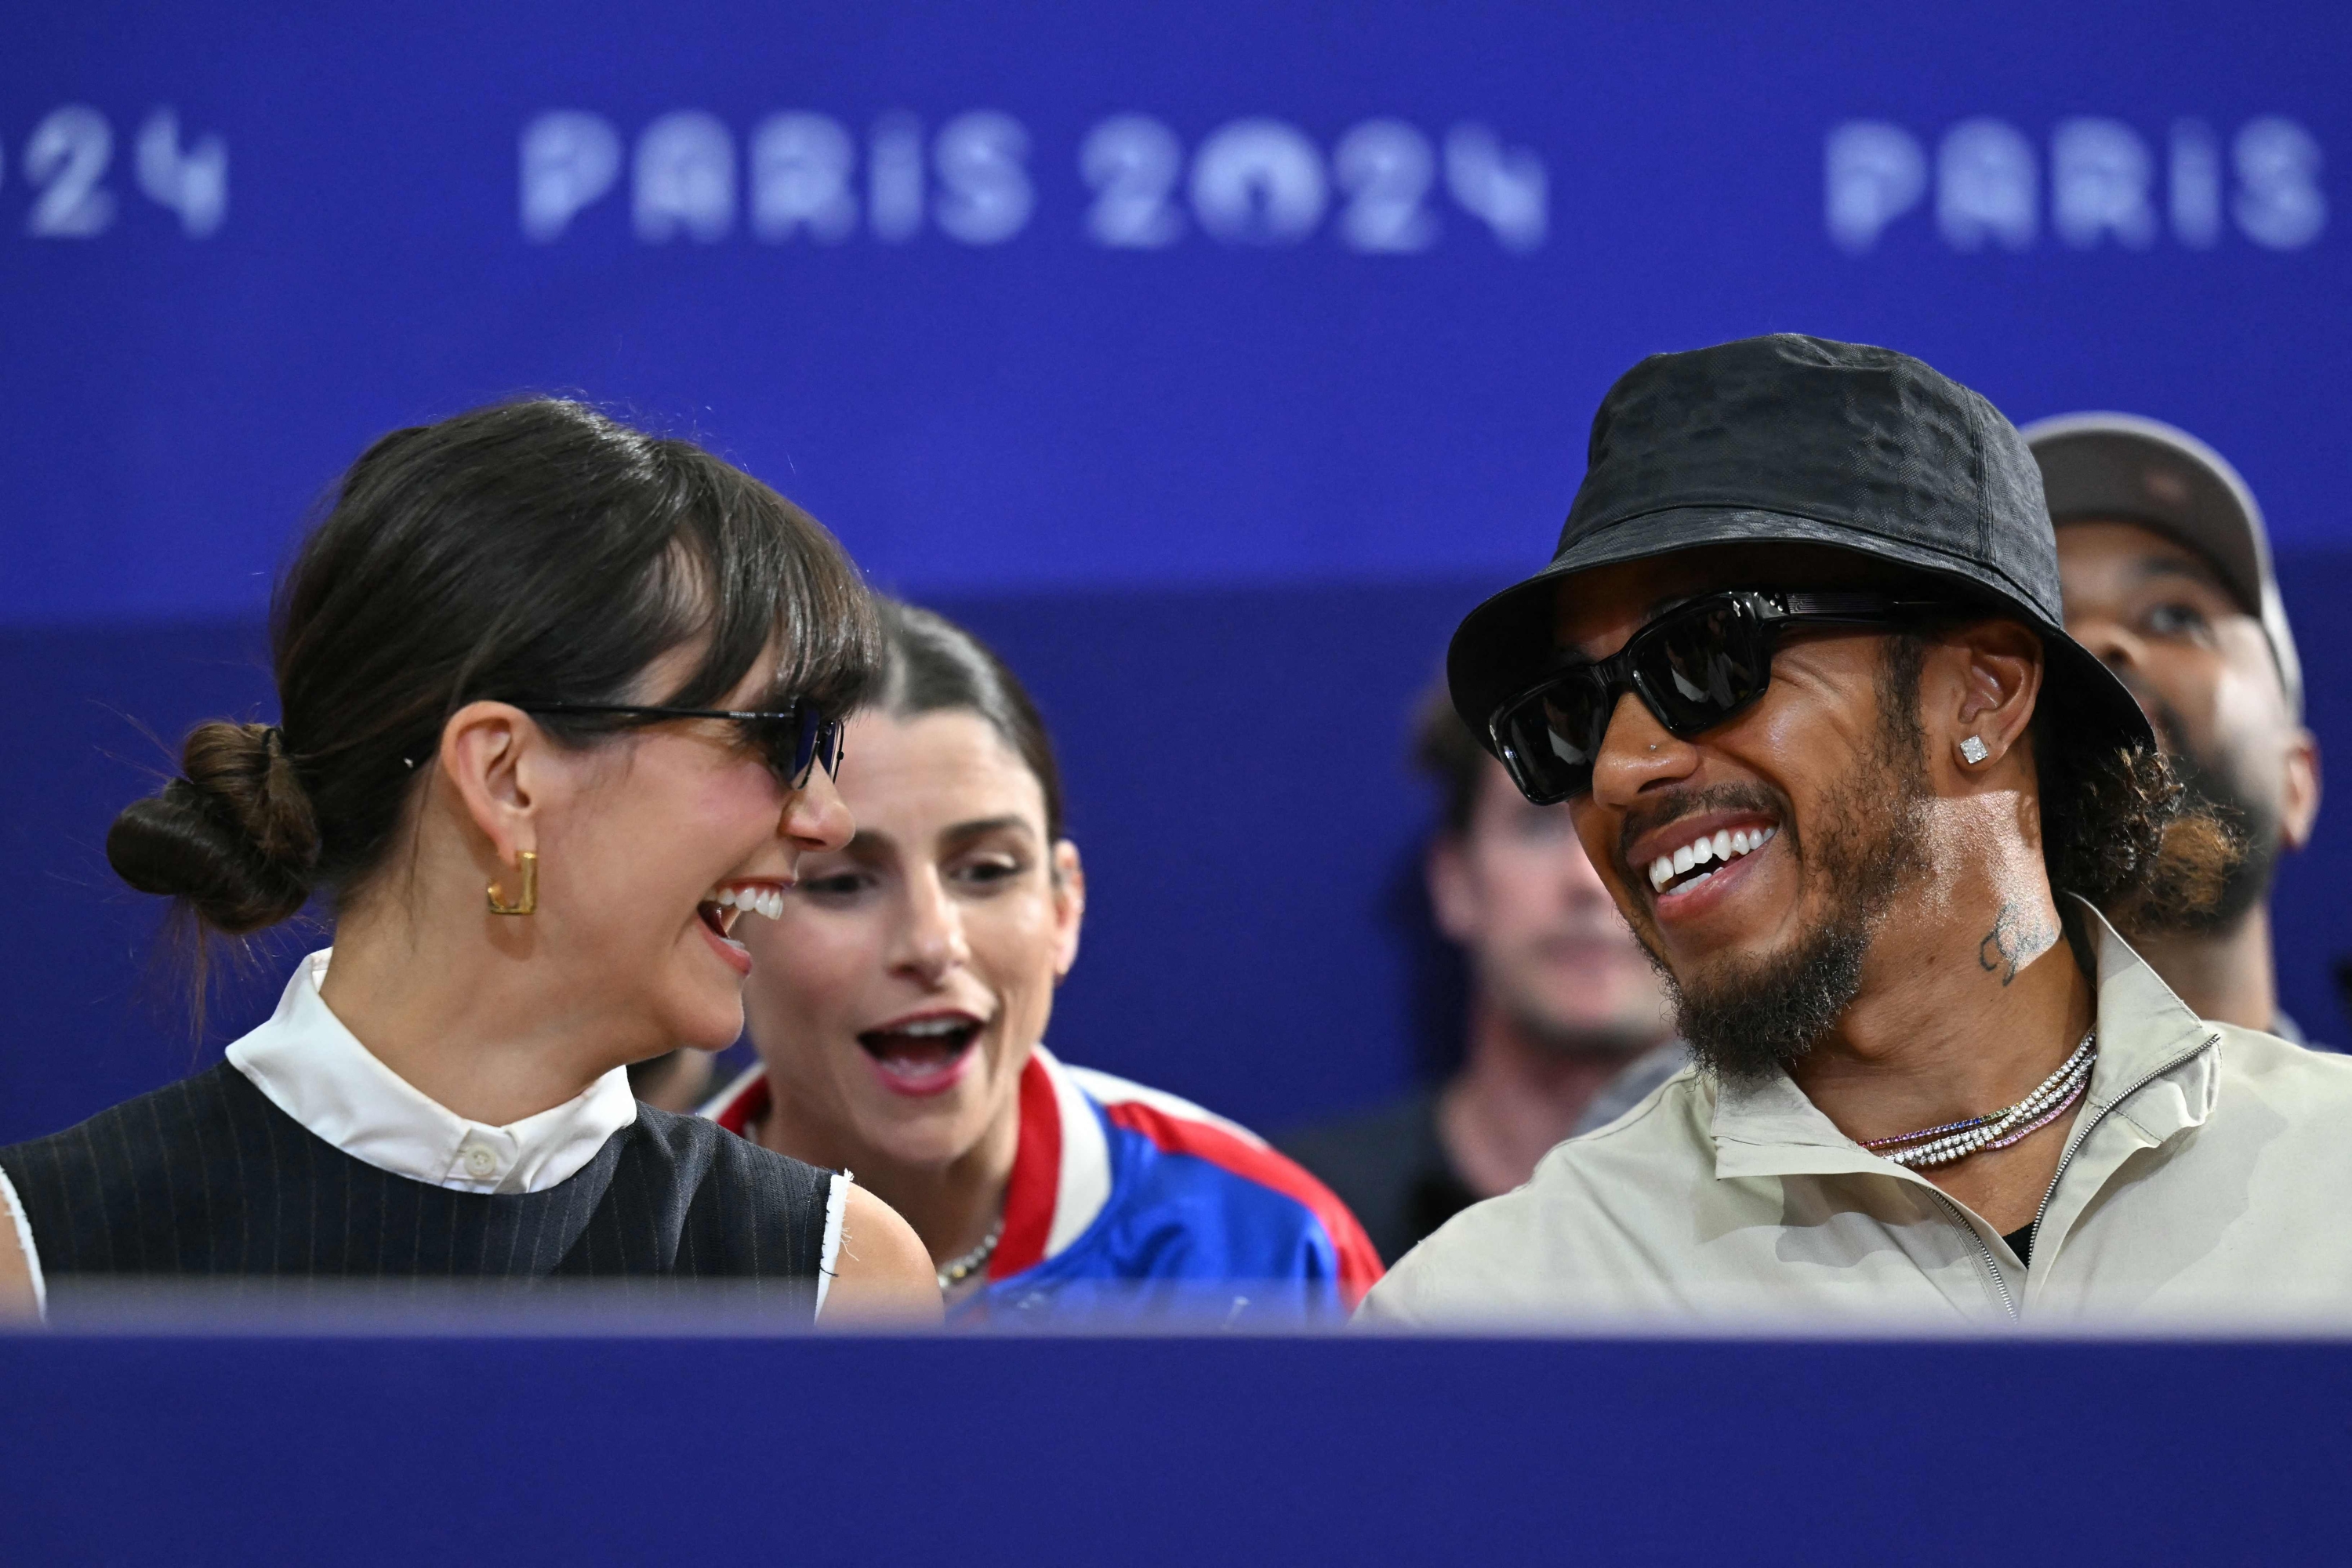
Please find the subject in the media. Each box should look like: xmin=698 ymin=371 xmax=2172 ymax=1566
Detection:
xmin=739 ymin=709 xmax=1083 ymax=1171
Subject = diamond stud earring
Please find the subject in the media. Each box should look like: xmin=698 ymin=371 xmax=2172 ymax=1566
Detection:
xmin=1958 ymin=735 xmax=1991 ymax=765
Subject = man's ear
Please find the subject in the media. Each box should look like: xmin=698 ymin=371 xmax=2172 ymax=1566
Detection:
xmin=1427 ymin=833 xmax=1481 ymax=944
xmin=2281 ymin=728 xmax=2322 ymax=853
xmin=439 ymin=701 xmax=545 ymax=869
xmin=1050 ymin=839 xmax=1087 ymax=981
xmin=1942 ymin=621 xmax=2044 ymax=773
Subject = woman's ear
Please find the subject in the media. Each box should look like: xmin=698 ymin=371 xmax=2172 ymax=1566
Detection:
xmin=1944 ymin=621 xmax=2044 ymax=774
xmin=1050 ymin=839 xmax=1086 ymax=982
xmin=439 ymin=701 xmax=544 ymax=869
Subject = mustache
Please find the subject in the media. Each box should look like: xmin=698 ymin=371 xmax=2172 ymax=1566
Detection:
xmin=1616 ymin=782 xmax=1791 ymax=869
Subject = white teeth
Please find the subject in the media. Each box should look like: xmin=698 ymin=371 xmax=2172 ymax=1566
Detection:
xmin=1648 ymin=822 xmax=1783 ymax=895
xmin=705 ymin=884 xmax=785 ymax=918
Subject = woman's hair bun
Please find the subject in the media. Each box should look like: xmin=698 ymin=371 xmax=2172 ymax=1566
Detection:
xmin=107 ymin=720 xmax=321 ymax=935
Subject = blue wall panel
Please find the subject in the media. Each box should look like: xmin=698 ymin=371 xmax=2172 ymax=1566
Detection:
xmin=3 ymin=1 xmax=2347 ymax=620
xmin=2 ymin=2 xmax=2349 ymax=1142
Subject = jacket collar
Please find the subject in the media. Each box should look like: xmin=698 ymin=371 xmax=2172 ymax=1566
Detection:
xmin=702 ymin=1044 xmax=1113 ymax=1281
xmin=1708 ymin=901 xmax=2219 ymax=1183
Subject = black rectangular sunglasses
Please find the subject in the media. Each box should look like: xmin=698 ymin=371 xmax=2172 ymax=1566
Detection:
xmin=524 ymin=701 xmax=845 ymax=789
xmin=1487 ymin=590 xmax=1943 ymax=804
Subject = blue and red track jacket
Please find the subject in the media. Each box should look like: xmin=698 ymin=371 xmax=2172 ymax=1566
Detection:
xmin=706 ymin=1045 xmax=1382 ymax=1323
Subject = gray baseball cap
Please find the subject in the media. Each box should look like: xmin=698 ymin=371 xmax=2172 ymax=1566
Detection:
xmin=2022 ymin=412 xmax=2303 ymax=718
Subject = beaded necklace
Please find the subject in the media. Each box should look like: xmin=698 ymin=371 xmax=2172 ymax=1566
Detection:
xmin=935 ymin=1220 xmax=1003 ymax=1292
xmin=1861 ymin=1031 xmax=2096 ymax=1169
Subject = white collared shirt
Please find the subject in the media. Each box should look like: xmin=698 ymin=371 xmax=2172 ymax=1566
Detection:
xmin=227 ymin=949 xmax=638 ymax=1195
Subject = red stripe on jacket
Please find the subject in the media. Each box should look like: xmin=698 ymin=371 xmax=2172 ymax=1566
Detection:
xmin=1099 ymin=1099 xmax=1386 ymax=1307
xmin=989 ymin=1055 xmax=1063 ymax=1279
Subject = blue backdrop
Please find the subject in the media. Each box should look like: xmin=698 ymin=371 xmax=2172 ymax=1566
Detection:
xmin=5 ymin=1 xmax=2349 ymax=1143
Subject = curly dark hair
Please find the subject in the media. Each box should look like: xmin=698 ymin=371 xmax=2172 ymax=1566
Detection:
xmin=1883 ymin=630 xmax=2245 ymax=960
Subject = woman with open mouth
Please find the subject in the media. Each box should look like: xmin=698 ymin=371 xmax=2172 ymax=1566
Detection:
xmin=709 ymin=601 xmax=1381 ymax=1322
xmin=0 ymin=400 xmax=937 ymax=1326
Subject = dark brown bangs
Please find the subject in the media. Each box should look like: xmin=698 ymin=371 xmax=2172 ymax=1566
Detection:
xmin=636 ymin=442 xmax=881 ymax=717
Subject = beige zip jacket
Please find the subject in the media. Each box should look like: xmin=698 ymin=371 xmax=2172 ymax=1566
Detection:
xmin=1360 ymin=906 xmax=2352 ymax=1329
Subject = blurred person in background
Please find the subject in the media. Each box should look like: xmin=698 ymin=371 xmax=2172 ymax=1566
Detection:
xmin=1280 ymin=685 xmax=1685 ymax=1264
xmin=2028 ymin=414 xmax=2324 ymax=1044
xmin=712 ymin=601 xmax=1382 ymax=1322
xmin=0 ymin=401 xmax=937 ymax=1325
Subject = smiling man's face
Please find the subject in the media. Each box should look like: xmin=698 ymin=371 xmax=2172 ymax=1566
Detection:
xmin=1552 ymin=546 xmax=1947 ymax=1077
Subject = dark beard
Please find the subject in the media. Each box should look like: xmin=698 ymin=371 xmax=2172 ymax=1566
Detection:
xmin=2131 ymin=694 xmax=2280 ymax=935
xmin=1648 ymin=651 xmax=1936 ymax=1083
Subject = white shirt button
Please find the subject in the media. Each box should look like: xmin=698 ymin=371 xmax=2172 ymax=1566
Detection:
xmin=460 ymin=1144 xmax=500 ymax=1179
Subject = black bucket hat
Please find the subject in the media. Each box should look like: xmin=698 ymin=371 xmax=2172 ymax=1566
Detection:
xmin=1446 ymin=333 xmax=2155 ymax=768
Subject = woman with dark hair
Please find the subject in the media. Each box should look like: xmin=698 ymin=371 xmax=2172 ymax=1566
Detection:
xmin=0 ymin=401 xmax=937 ymax=1324
xmin=706 ymin=601 xmax=1381 ymax=1321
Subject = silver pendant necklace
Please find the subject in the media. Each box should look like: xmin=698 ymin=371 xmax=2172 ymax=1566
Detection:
xmin=936 ymin=1220 xmax=1003 ymax=1291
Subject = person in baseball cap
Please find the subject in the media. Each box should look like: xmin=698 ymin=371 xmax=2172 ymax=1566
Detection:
xmin=2028 ymin=413 xmax=2321 ymax=1044
xmin=1359 ymin=334 xmax=2352 ymax=1328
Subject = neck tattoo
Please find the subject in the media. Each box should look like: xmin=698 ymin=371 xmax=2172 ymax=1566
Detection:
xmin=1862 ymin=1030 xmax=2097 ymax=1168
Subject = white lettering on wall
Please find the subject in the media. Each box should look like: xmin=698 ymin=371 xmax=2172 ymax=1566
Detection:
xmin=1334 ymin=119 xmax=1439 ymax=253
xmin=2052 ymin=118 xmax=2156 ymax=249
xmin=633 ymin=111 xmax=735 ymax=243
xmin=1082 ymin=114 xmax=1185 ymax=249
xmin=519 ymin=108 xmax=1546 ymax=256
xmin=933 ymin=111 xmax=1032 ymax=245
xmin=2169 ymin=120 xmax=2223 ymax=249
xmin=1825 ymin=121 xmax=1926 ymax=254
xmin=1937 ymin=119 xmax=2038 ymax=251
xmin=868 ymin=113 xmax=925 ymax=243
xmin=2234 ymin=116 xmax=2327 ymax=250
xmin=520 ymin=111 xmax=619 ymax=242
xmin=1443 ymin=125 xmax=1547 ymax=252
xmin=1828 ymin=114 xmax=2326 ymax=254
xmin=135 ymin=109 xmax=227 ymax=237
xmin=25 ymin=106 xmax=117 ymax=237
xmin=752 ymin=113 xmax=857 ymax=243
xmin=1190 ymin=118 xmax=1328 ymax=245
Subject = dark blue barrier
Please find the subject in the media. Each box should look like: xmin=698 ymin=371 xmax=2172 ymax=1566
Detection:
xmin=2 ymin=1330 xmax=2346 ymax=1561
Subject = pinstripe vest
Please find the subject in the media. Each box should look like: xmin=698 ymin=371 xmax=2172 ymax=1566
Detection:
xmin=0 ymin=1063 xmax=829 ymax=1305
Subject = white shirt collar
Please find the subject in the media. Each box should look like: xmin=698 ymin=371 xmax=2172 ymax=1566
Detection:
xmin=224 ymin=949 xmax=639 ymax=1195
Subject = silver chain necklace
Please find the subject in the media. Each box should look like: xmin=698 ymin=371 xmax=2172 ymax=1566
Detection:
xmin=936 ymin=1220 xmax=1004 ymax=1291
xmin=1863 ymin=1030 xmax=2097 ymax=1169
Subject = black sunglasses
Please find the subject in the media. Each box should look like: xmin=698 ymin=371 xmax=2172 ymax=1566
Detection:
xmin=1488 ymin=590 xmax=1944 ymax=804
xmin=523 ymin=701 xmax=845 ymax=789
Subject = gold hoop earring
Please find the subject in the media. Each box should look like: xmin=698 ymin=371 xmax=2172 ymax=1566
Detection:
xmin=488 ymin=851 xmax=538 ymax=916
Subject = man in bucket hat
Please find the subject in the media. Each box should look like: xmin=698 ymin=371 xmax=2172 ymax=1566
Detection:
xmin=1359 ymin=335 xmax=2352 ymax=1327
